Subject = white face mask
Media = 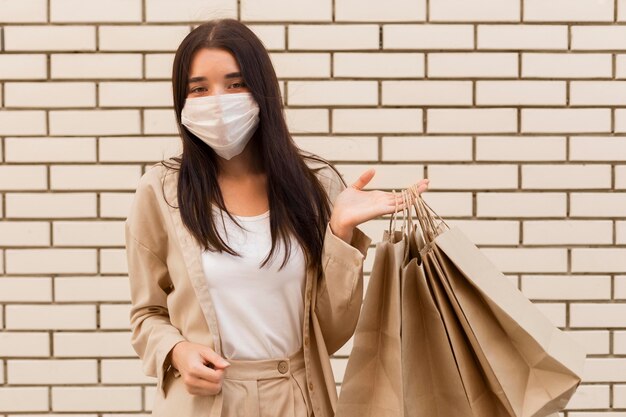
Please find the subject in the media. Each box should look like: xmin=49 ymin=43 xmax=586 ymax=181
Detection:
xmin=181 ymin=91 xmax=260 ymax=160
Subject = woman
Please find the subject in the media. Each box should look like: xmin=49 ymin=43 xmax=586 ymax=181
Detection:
xmin=125 ymin=18 xmax=430 ymax=417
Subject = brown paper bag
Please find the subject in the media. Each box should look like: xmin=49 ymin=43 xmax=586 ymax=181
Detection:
xmin=333 ymin=225 xmax=406 ymax=417
xmin=336 ymin=186 xmax=586 ymax=417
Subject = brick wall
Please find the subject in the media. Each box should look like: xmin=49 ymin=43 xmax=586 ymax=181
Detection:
xmin=1 ymin=0 xmax=625 ymax=414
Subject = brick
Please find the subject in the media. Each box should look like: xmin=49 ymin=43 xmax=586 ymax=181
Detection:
xmin=572 ymin=248 xmax=626 ymax=273
xmin=522 ymin=109 xmax=611 ymax=133
xmin=429 ymin=0 xmax=520 ymax=21
xmin=382 ymin=81 xmax=472 ymax=105
xmin=270 ymin=53 xmax=330 ymax=78
xmin=334 ymin=53 xmax=424 ymax=78
xmin=427 ymin=108 xmax=517 ymax=133
xmin=8 ymin=359 xmax=97 ymax=384
xmin=0 ymin=54 xmax=47 ymax=79
xmin=570 ymin=137 xmax=626 ymax=161
xmin=572 ymin=26 xmax=626 ymax=50
xmin=382 ymin=136 xmax=472 ymax=161
xmin=0 ymin=221 xmax=49 ymax=246
xmin=53 ymin=220 xmax=124 ymax=246
xmin=616 ymin=384 xmax=626 ymax=407
xmin=618 ymin=54 xmax=626 ymax=78
xmin=522 ymin=53 xmax=612 ymax=78
xmin=522 ymin=164 xmax=611 ymax=189
xmin=477 ymin=192 xmax=567 ymax=217
xmin=336 ymin=0 xmax=425 ymax=21
xmin=5 ymin=137 xmax=96 ymax=162
xmin=51 ymin=386 xmax=142 ymax=412
xmin=241 ymin=0 xmax=332 ymax=21
xmin=6 ymin=192 xmax=97 ymax=218
xmin=428 ymin=164 xmax=517 ymax=189
xmin=524 ymin=221 xmax=612 ymax=245
xmin=55 ymin=277 xmax=130 ymax=302
xmin=102 ymin=359 xmax=154 ymax=383
xmin=50 ymin=0 xmax=142 ymax=22
xmin=288 ymin=25 xmax=379 ymax=50
xmin=5 ymin=82 xmax=96 ymax=107
xmin=101 ymin=192 xmax=135 ymax=218
xmin=0 ymin=110 xmax=46 ymax=135
xmin=333 ymin=163 xmax=425 ymax=190
xmin=0 ymin=165 xmax=47 ymax=190
xmin=6 ymin=304 xmax=96 ymax=329
xmin=100 ymin=81 xmax=172 ymax=107
xmin=384 ymin=24 xmax=473 ymax=49
xmin=0 ymin=277 xmax=52 ymax=302
xmin=617 ymin=221 xmax=626 ymax=246
xmin=615 ymin=331 xmax=626 ymax=353
xmin=582 ymin=357 xmax=626 ymax=382
xmin=53 ymin=332 xmax=135 ymax=357
xmin=0 ymin=0 xmax=47 ymax=22
xmin=295 ymin=136 xmax=378 ymax=162
xmin=100 ymin=248 xmax=128 ymax=274
xmin=428 ymin=53 xmax=518 ymax=78
xmin=100 ymin=304 xmax=131 ymax=329
xmin=287 ymin=81 xmax=377 ymax=105
xmin=477 ymin=247 xmax=567 ymax=273
xmin=565 ymin=330 xmax=610 ymax=355
xmin=145 ymin=53 xmax=176 ymax=79
xmin=282 ymin=108 xmax=328 ymax=134
xmin=99 ymin=25 xmax=189 ymax=51
xmin=616 ymin=166 xmax=626 ymax=190
xmin=476 ymin=81 xmax=566 ymax=105
xmin=445 ymin=219 xmax=520 ymax=245
xmin=50 ymin=165 xmax=141 ymax=191
xmin=144 ymin=109 xmax=179 ymax=135
xmin=617 ymin=109 xmax=626 ymax=132
xmin=0 ymin=332 xmax=50 ymax=356
xmin=99 ymin=137 xmax=180 ymax=162
xmin=521 ymin=275 xmax=611 ymax=300
xmin=570 ymin=193 xmax=626 ymax=217
xmin=5 ymin=249 xmax=97 ymax=274
xmin=4 ymin=26 xmax=95 ymax=51
xmin=333 ymin=109 xmax=422 ymax=133
xmin=476 ymin=136 xmax=566 ymax=161
xmin=562 ymin=384 xmax=609 ymax=409
xmin=524 ymin=0 xmax=613 ymax=22
xmin=51 ymin=53 xmax=143 ymax=79
xmin=571 ymin=81 xmax=626 ymax=105
xmin=0 ymin=387 xmax=48 ymax=412
xmin=50 ymin=110 xmax=141 ymax=135
xmin=145 ymin=0 xmax=237 ymax=22
xmin=477 ymin=25 xmax=567 ymax=50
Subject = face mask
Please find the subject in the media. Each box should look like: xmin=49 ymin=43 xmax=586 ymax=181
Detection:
xmin=181 ymin=91 xmax=260 ymax=160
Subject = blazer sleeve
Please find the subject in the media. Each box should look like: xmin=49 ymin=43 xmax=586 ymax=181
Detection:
xmin=124 ymin=171 xmax=187 ymax=398
xmin=314 ymin=167 xmax=373 ymax=355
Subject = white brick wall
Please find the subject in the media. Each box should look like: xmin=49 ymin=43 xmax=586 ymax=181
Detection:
xmin=0 ymin=0 xmax=623 ymax=414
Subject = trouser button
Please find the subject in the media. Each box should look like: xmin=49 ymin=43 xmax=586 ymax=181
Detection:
xmin=278 ymin=360 xmax=288 ymax=374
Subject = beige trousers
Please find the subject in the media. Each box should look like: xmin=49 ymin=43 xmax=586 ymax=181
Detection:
xmin=221 ymin=346 xmax=313 ymax=417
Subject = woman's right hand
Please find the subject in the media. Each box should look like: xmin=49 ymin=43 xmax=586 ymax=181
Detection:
xmin=171 ymin=341 xmax=231 ymax=395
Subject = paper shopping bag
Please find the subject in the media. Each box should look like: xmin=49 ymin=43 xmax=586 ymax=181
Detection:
xmin=333 ymin=227 xmax=406 ymax=417
xmin=410 ymin=192 xmax=586 ymax=417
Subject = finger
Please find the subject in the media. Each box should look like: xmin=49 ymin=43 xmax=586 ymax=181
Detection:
xmin=351 ymin=168 xmax=375 ymax=190
xmin=199 ymin=347 xmax=230 ymax=369
xmin=189 ymin=363 xmax=225 ymax=383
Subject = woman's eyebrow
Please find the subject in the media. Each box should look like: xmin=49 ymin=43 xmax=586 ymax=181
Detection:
xmin=188 ymin=72 xmax=242 ymax=84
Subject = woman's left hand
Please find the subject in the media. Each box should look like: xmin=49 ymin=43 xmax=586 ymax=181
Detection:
xmin=329 ymin=168 xmax=430 ymax=238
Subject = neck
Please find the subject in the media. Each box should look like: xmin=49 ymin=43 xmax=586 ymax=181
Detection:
xmin=216 ymin=133 xmax=264 ymax=180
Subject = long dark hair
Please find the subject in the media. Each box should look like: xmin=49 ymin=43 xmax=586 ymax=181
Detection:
xmin=159 ymin=18 xmax=346 ymax=271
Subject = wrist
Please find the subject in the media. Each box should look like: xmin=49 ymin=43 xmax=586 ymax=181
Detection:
xmin=329 ymin=217 xmax=354 ymax=244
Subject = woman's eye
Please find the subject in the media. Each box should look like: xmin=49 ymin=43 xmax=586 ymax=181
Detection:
xmin=230 ymin=82 xmax=246 ymax=89
xmin=190 ymin=87 xmax=206 ymax=93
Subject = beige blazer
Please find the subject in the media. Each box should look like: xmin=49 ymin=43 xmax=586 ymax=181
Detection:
xmin=124 ymin=158 xmax=372 ymax=417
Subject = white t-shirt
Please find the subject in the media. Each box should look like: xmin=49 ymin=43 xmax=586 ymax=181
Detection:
xmin=201 ymin=204 xmax=307 ymax=360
